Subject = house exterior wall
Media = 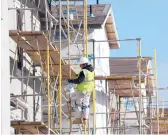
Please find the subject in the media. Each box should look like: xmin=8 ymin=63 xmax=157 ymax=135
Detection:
xmin=3 ymin=1 xmax=114 ymax=133
xmin=1 ymin=0 xmax=10 ymax=134
xmin=8 ymin=0 xmax=42 ymax=133
xmin=90 ymin=28 xmax=110 ymax=135
xmin=59 ymin=27 xmax=110 ymax=134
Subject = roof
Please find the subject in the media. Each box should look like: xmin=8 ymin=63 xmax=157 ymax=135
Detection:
xmin=109 ymin=57 xmax=152 ymax=77
xmin=51 ymin=4 xmax=120 ymax=49
xmin=108 ymin=57 xmax=154 ymax=96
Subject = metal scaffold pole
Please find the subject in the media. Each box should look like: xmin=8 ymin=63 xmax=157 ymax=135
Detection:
xmin=59 ymin=0 xmax=62 ymax=134
xmin=83 ymin=0 xmax=90 ymax=134
xmin=66 ymin=0 xmax=72 ymax=134
xmin=137 ymin=38 xmax=142 ymax=134
xmin=44 ymin=0 xmax=51 ymax=134
xmin=154 ymin=49 xmax=159 ymax=134
xmin=84 ymin=0 xmax=88 ymax=57
xmin=67 ymin=0 xmax=71 ymax=78
xmin=8 ymin=0 xmax=162 ymax=133
xmin=47 ymin=37 xmax=51 ymax=135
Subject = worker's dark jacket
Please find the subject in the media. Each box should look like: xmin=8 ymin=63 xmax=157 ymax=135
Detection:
xmin=71 ymin=64 xmax=94 ymax=84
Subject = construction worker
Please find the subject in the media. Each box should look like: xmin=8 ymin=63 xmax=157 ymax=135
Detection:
xmin=68 ymin=57 xmax=95 ymax=125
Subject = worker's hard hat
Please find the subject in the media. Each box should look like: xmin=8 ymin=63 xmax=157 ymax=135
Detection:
xmin=79 ymin=57 xmax=89 ymax=65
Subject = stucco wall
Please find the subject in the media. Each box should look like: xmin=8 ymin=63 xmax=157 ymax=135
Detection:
xmin=1 ymin=0 xmax=10 ymax=134
xmin=91 ymin=28 xmax=110 ymax=135
xmin=8 ymin=0 xmax=42 ymax=133
xmin=57 ymin=27 xmax=110 ymax=134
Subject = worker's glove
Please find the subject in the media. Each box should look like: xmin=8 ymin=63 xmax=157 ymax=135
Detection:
xmin=68 ymin=79 xmax=73 ymax=83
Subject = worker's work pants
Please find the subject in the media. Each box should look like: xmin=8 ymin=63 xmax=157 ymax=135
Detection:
xmin=75 ymin=90 xmax=91 ymax=120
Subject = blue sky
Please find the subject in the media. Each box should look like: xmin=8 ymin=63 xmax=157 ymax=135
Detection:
xmin=88 ymin=0 xmax=168 ymax=102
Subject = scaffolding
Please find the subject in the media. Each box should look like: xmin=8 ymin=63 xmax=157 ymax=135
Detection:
xmin=8 ymin=0 xmax=168 ymax=135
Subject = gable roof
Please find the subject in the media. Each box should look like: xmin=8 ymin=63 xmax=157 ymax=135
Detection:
xmin=51 ymin=4 xmax=120 ymax=49
xmin=108 ymin=57 xmax=154 ymax=96
xmin=109 ymin=57 xmax=152 ymax=77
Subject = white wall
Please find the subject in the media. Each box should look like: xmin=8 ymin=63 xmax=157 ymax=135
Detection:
xmin=90 ymin=27 xmax=110 ymax=135
xmin=8 ymin=0 xmax=42 ymax=133
xmin=58 ymin=27 xmax=110 ymax=134
xmin=1 ymin=0 xmax=10 ymax=134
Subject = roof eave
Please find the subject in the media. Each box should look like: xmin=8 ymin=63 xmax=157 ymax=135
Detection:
xmin=102 ymin=6 xmax=120 ymax=49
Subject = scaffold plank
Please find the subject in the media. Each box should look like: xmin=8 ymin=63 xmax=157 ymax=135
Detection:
xmin=9 ymin=30 xmax=77 ymax=77
xmin=11 ymin=121 xmax=57 ymax=134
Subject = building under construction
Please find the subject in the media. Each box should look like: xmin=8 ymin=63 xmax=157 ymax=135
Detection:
xmin=1 ymin=0 xmax=168 ymax=134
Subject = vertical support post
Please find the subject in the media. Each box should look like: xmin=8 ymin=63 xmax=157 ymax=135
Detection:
xmin=137 ymin=38 xmax=142 ymax=134
xmin=105 ymin=80 xmax=108 ymax=134
xmin=45 ymin=0 xmax=48 ymax=31
xmin=162 ymin=98 xmax=164 ymax=117
xmin=33 ymin=64 xmax=36 ymax=121
xmin=92 ymin=40 xmax=96 ymax=134
xmin=59 ymin=0 xmax=62 ymax=134
xmin=109 ymin=92 xmax=111 ymax=134
xmin=47 ymin=39 xmax=51 ymax=135
xmin=66 ymin=0 xmax=72 ymax=134
xmin=84 ymin=0 xmax=88 ymax=57
xmin=21 ymin=66 xmax=24 ymax=119
xmin=154 ymin=49 xmax=159 ymax=134
xmin=149 ymin=95 xmax=152 ymax=134
xmin=93 ymin=39 xmax=95 ymax=66
xmin=67 ymin=0 xmax=71 ymax=78
xmin=44 ymin=0 xmax=50 ymax=133
xmin=147 ymin=62 xmax=150 ymax=134
xmin=88 ymin=116 xmax=90 ymax=134
xmin=83 ymin=0 xmax=86 ymax=56
xmin=117 ymin=95 xmax=120 ymax=134
xmin=84 ymin=124 xmax=86 ymax=135
xmin=119 ymin=96 xmax=121 ymax=134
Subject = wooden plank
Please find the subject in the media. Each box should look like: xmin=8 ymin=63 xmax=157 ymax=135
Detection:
xmin=23 ymin=34 xmax=47 ymax=51
xmin=9 ymin=30 xmax=77 ymax=77
xmin=115 ymin=90 xmax=139 ymax=97
xmin=105 ymin=24 xmax=114 ymax=33
xmin=50 ymin=51 xmax=61 ymax=64
xmin=95 ymin=76 xmax=133 ymax=80
xmin=52 ymin=65 xmax=69 ymax=77
xmin=106 ymin=15 xmax=113 ymax=24
xmin=9 ymin=35 xmax=34 ymax=50
xmin=9 ymin=30 xmax=44 ymax=36
xmin=11 ymin=121 xmax=54 ymax=134
xmin=9 ymin=30 xmax=57 ymax=51
xmin=11 ymin=121 xmax=43 ymax=126
xmin=23 ymin=126 xmax=43 ymax=134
